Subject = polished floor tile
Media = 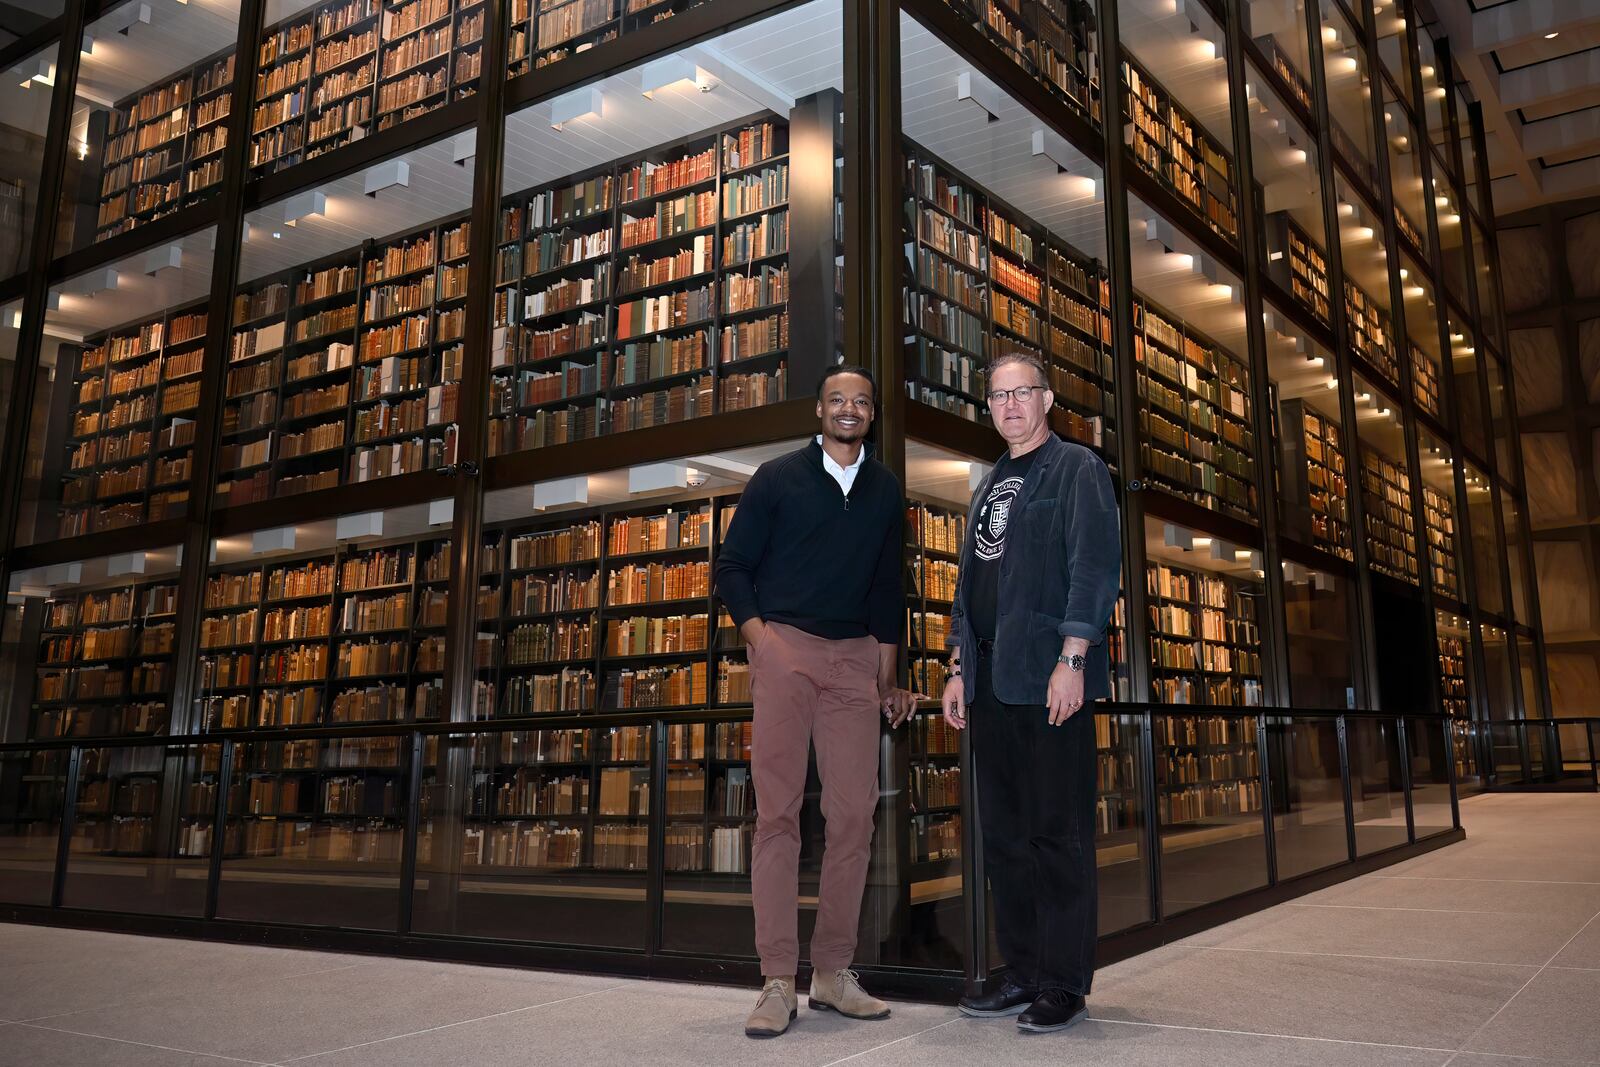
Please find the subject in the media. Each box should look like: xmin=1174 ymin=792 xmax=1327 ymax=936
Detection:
xmin=1463 ymin=967 xmax=1600 ymax=1063
xmin=0 ymin=1023 xmax=266 ymax=1067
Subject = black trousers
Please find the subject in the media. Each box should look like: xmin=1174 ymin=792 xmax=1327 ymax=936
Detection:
xmin=969 ymin=642 xmax=1099 ymax=994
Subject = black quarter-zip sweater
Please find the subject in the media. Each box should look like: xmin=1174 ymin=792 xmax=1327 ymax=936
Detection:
xmin=715 ymin=438 xmax=905 ymax=643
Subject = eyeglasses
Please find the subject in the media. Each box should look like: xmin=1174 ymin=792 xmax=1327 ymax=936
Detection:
xmin=985 ymin=385 xmax=1046 ymax=406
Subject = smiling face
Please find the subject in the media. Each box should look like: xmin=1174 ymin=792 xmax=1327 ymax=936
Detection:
xmin=987 ymin=360 xmax=1052 ymax=447
xmin=816 ymin=372 xmax=876 ymax=445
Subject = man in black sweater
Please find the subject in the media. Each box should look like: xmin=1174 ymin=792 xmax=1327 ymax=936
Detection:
xmin=716 ymin=365 xmax=920 ymax=1039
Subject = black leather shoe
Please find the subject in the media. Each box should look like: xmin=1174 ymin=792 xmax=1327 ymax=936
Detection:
xmin=1016 ymin=988 xmax=1088 ymax=1033
xmin=957 ymin=975 xmax=1038 ymax=1018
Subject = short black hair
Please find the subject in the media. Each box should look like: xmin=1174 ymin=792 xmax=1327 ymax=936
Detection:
xmin=816 ymin=363 xmax=877 ymax=403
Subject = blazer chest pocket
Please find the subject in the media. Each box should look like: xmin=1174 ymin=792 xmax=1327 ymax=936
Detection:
xmin=1021 ymin=498 xmax=1057 ymax=543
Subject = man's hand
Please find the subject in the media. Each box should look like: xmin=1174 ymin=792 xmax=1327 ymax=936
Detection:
xmin=880 ymin=686 xmax=924 ymax=727
xmin=1046 ymin=662 xmax=1086 ymax=725
xmin=941 ymin=674 xmax=966 ymax=730
xmin=741 ymin=618 xmax=769 ymax=650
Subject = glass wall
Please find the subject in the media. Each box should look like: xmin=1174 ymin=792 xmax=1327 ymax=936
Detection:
xmin=1248 ymin=71 xmax=1329 ymax=329
xmin=1464 ymin=461 xmax=1502 ymax=618
xmin=1401 ymin=252 xmax=1444 ymax=425
xmin=1337 ymin=178 xmax=1398 ymax=391
xmin=1265 ymin=303 xmax=1350 ymax=562
xmin=1417 ymin=427 xmax=1461 ymax=602
xmin=57 ymin=0 xmax=241 ymax=256
xmin=1372 ymin=0 xmax=1412 ymax=108
xmin=1320 ymin=0 xmax=1378 ymax=190
xmin=1244 ymin=0 xmax=1315 ymax=112
xmin=1 ymin=40 xmax=59 ymax=280
xmin=1382 ymin=91 xmax=1427 ymax=255
xmin=18 ymin=227 xmax=218 ymax=546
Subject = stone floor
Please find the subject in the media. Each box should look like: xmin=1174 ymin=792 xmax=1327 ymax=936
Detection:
xmin=2 ymin=792 xmax=1598 ymax=1066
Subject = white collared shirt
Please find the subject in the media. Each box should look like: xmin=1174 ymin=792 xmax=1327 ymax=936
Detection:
xmin=815 ymin=434 xmax=865 ymax=495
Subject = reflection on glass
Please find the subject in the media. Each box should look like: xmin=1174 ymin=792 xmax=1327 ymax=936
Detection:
xmin=1155 ymin=712 xmax=1268 ymax=915
xmin=0 ymin=750 xmax=66 ymax=905
xmin=413 ymin=727 xmax=653 ymax=949
xmin=1320 ymin=1 xmax=1378 ymax=188
xmin=1265 ymin=305 xmax=1350 ymax=561
xmin=1372 ymin=0 xmax=1413 ymax=108
xmin=1337 ymin=179 xmax=1398 ymax=389
xmin=491 ymin=3 xmax=844 ymax=455
xmin=1144 ymin=516 xmax=1266 ymax=706
xmin=251 ymin=0 xmax=484 ymax=177
xmin=926 ymin=0 xmax=1099 ymax=121
xmin=1480 ymin=623 xmax=1514 ymax=721
xmin=221 ymin=142 xmax=471 ymax=506
xmin=57 ymin=1 xmax=241 ymax=255
xmin=1249 ymin=74 xmax=1329 ymax=327
xmin=899 ymin=14 xmax=1112 ymax=462
xmin=1405 ymin=717 xmax=1452 ymax=837
xmin=1401 ymin=254 xmax=1444 ymax=423
xmin=1267 ymin=715 xmax=1347 ymax=877
xmin=1096 ymin=711 xmax=1151 ymax=935
xmin=1349 ymin=716 xmax=1406 ymax=854
xmin=1449 ymin=316 xmax=1483 ymax=459
xmin=1501 ymin=491 xmax=1530 ymax=624
xmin=1281 ymin=564 xmax=1353 ymax=708
xmin=1471 ymin=218 xmax=1501 ymax=341
xmin=1353 ymin=375 xmax=1416 ymax=585
xmin=1417 ymin=26 xmax=1450 ymax=158
xmin=1121 ymin=0 xmax=1239 ymax=242
xmin=1244 ymin=0 xmax=1315 ymax=112
xmin=197 ymin=503 xmax=453 ymax=730
xmin=21 ymin=231 xmax=217 ymax=545
xmin=1517 ymin=635 xmax=1543 ymax=720
xmin=62 ymin=743 xmax=218 ymax=915
xmin=0 ymin=42 xmax=59 ymax=280
xmin=1488 ymin=355 xmax=1515 ymax=484
xmin=217 ymin=735 xmax=410 ymax=929
xmin=1464 ymin=462 xmax=1502 ymax=617
xmin=4 ymin=548 xmax=184 ymax=741
xmin=1417 ymin=429 xmax=1461 ymax=600
xmin=1436 ymin=182 xmax=1466 ymax=301
xmin=1457 ymin=82 xmax=1482 ymax=217
xmin=1382 ymin=94 xmax=1427 ymax=253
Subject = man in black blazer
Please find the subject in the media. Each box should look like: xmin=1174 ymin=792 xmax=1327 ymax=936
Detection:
xmin=941 ymin=351 xmax=1122 ymax=1033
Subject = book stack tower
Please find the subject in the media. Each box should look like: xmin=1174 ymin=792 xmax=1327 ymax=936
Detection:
xmin=1361 ymin=451 xmax=1418 ymax=584
xmin=50 ymin=308 xmax=206 ymax=539
xmin=1154 ymin=713 xmax=1262 ymax=834
xmin=1422 ymin=484 xmax=1459 ymax=598
xmin=1344 ymin=279 xmax=1400 ymax=386
xmin=1133 ymin=299 xmax=1257 ymax=521
xmin=31 ymin=581 xmax=178 ymax=739
xmin=217 ymin=221 xmax=466 ymax=505
xmin=1277 ymin=398 xmax=1353 ymax=561
xmin=488 ymin=112 xmax=812 ymax=452
xmin=1412 ymin=344 xmax=1442 ymax=420
xmin=901 ymin=148 xmax=1118 ymax=463
xmin=94 ymin=54 xmax=235 ymax=242
xmin=1265 ymin=213 xmax=1331 ymax=326
xmin=1146 ymin=561 xmax=1263 ymax=706
xmin=937 ymin=0 xmax=1099 ymax=123
xmin=1123 ymin=57 xmax=1238 ymax=241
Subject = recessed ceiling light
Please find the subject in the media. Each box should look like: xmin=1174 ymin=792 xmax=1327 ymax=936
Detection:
xmin=1544 ymin=31 xmax=1560 ymax=39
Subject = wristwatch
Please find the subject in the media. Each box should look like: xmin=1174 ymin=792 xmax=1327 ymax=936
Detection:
xmin=1057 ymin=653 xmax=1086 ymax=672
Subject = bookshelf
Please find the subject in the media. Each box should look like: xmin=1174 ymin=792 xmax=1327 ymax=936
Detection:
xmin=1360 ymin=450 xmax=1418 ymax=584
xmin=1133 ymin=298 xmax=1257 ymax=522
xmin=1422 ymin=484 xmax=1459 ymax=599
xmin=1411 ymin=344 xmax=1442 ymax=420
xmin=1277 ymin=399 xmax=1353 ymax=561
xmin=29 ymin=580 xmax=179 ymax=740
xmin=663 ymin=719 xmax=755 ymax=876
xmin=1343 ymin=279 xmax=1400 ymax=386
xmin=900 ymin=147 xmax=1119 ymax=465
xmin=1264 ymin=213 xmax=1330 ymax=326
xmin=1154 ymin=713 xmax=1262 ymax=834
xmin=1123 ymin=56 xmax=1238 ymax=242
xmin=1146 ymin=561 xmax=1263 ymax=706
xmin=938 ymin=0 xmax=1099 ymax=124
xmin=50 ymin=306 xmax=206 ymax=540
xmin=1253 ymin=33 xmax=1312 ymax=115
xmin=68 ymin=744 xmax=169 ymax=859
xmin=93 ymin=50 xmax=236 ymax=242
xmin=1437 ymin=633 xmax=1468 ymax=721
xmin=197 ymin=535 xmax=451 ymax=730
xmin=487 ymin=112 xmax=809 ymax=454
xmin=216 ymin=219 xmax=463 ymax=506
xmin=247 ymin=0 xmax=482 ymax=175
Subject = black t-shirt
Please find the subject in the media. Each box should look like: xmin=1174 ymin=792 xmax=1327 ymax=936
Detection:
xmin=967 ymin=445 xmax=1040 ymax=641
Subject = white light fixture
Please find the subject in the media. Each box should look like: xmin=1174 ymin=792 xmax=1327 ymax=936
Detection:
xmin=7 ymin=307 xmax=20 ymax=329
xmin=1163 ymin=524 xmax=1194 ymax=552
xmin=142 ymin=243 xmax=182 ymax=275
xmin=629 ymin=462 xmax=690 ymax=495
xmin=18 ymin=56 xmax=54 ymax=88
xmin=62 ymin=268 xmax=118 ymax=296
xmin=956 ymin=71 xmax=1002 ymax=123
xmin=336 ymin=511 xmax=385 ymax=540
xmin=1545 ymin=31 xmax=1560 ymax=39
xmin=1145 ymin=217 xmax=1176 ymax=253
xmin=81 ymin=33 xmax=93 ymax=55
xmin=101 ymin=1 xmax=152 ymax=35
xmin=533 ymin=476 xmax=589 ymax=509
xmin=251 ymin=526 xmax=296 ymax=554
xmin=281 ymin=189 xmax=326 ymax=226
xmin=639 ymin=54 xmax=698 ymax=98
xmin=106 ymin=553 xmax=146 ymax=577
xmin=428 ymin=498 xmax=454 ymax=526
xmin=550 ymin=86 xmax=603 ymax=130
xmin=363 ymin=159 xmax=409 ymax=196
xmin=451 ymin=130 xmax=475 ymax=166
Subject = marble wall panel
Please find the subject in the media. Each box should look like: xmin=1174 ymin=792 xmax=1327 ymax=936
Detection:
xmin=1535 ymin=539 xmax=1596 ymax=637
xmin=1510 ymin=327 xmax=1564 ymax=415
xmin=1523 ymin=432 xmax=1580 ymax=527
xmin=1566 ymin=210 xmax=1600 ymax=301
xmin=1500 ymin=224 xmax=1554 ymax=312
xmin=1582 ymin=319 xmax=1600 ymax=403
xmin=1547 ymin=650 xmax=1600 ymax=717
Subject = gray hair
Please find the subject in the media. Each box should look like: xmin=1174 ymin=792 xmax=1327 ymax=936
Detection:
xmin=987 ymin=351 xmax=1049 ymax=388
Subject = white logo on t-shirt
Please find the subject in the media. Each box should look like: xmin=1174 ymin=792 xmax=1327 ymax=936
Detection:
xmin=975 ymin=476 xmax=1025 ymax=561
